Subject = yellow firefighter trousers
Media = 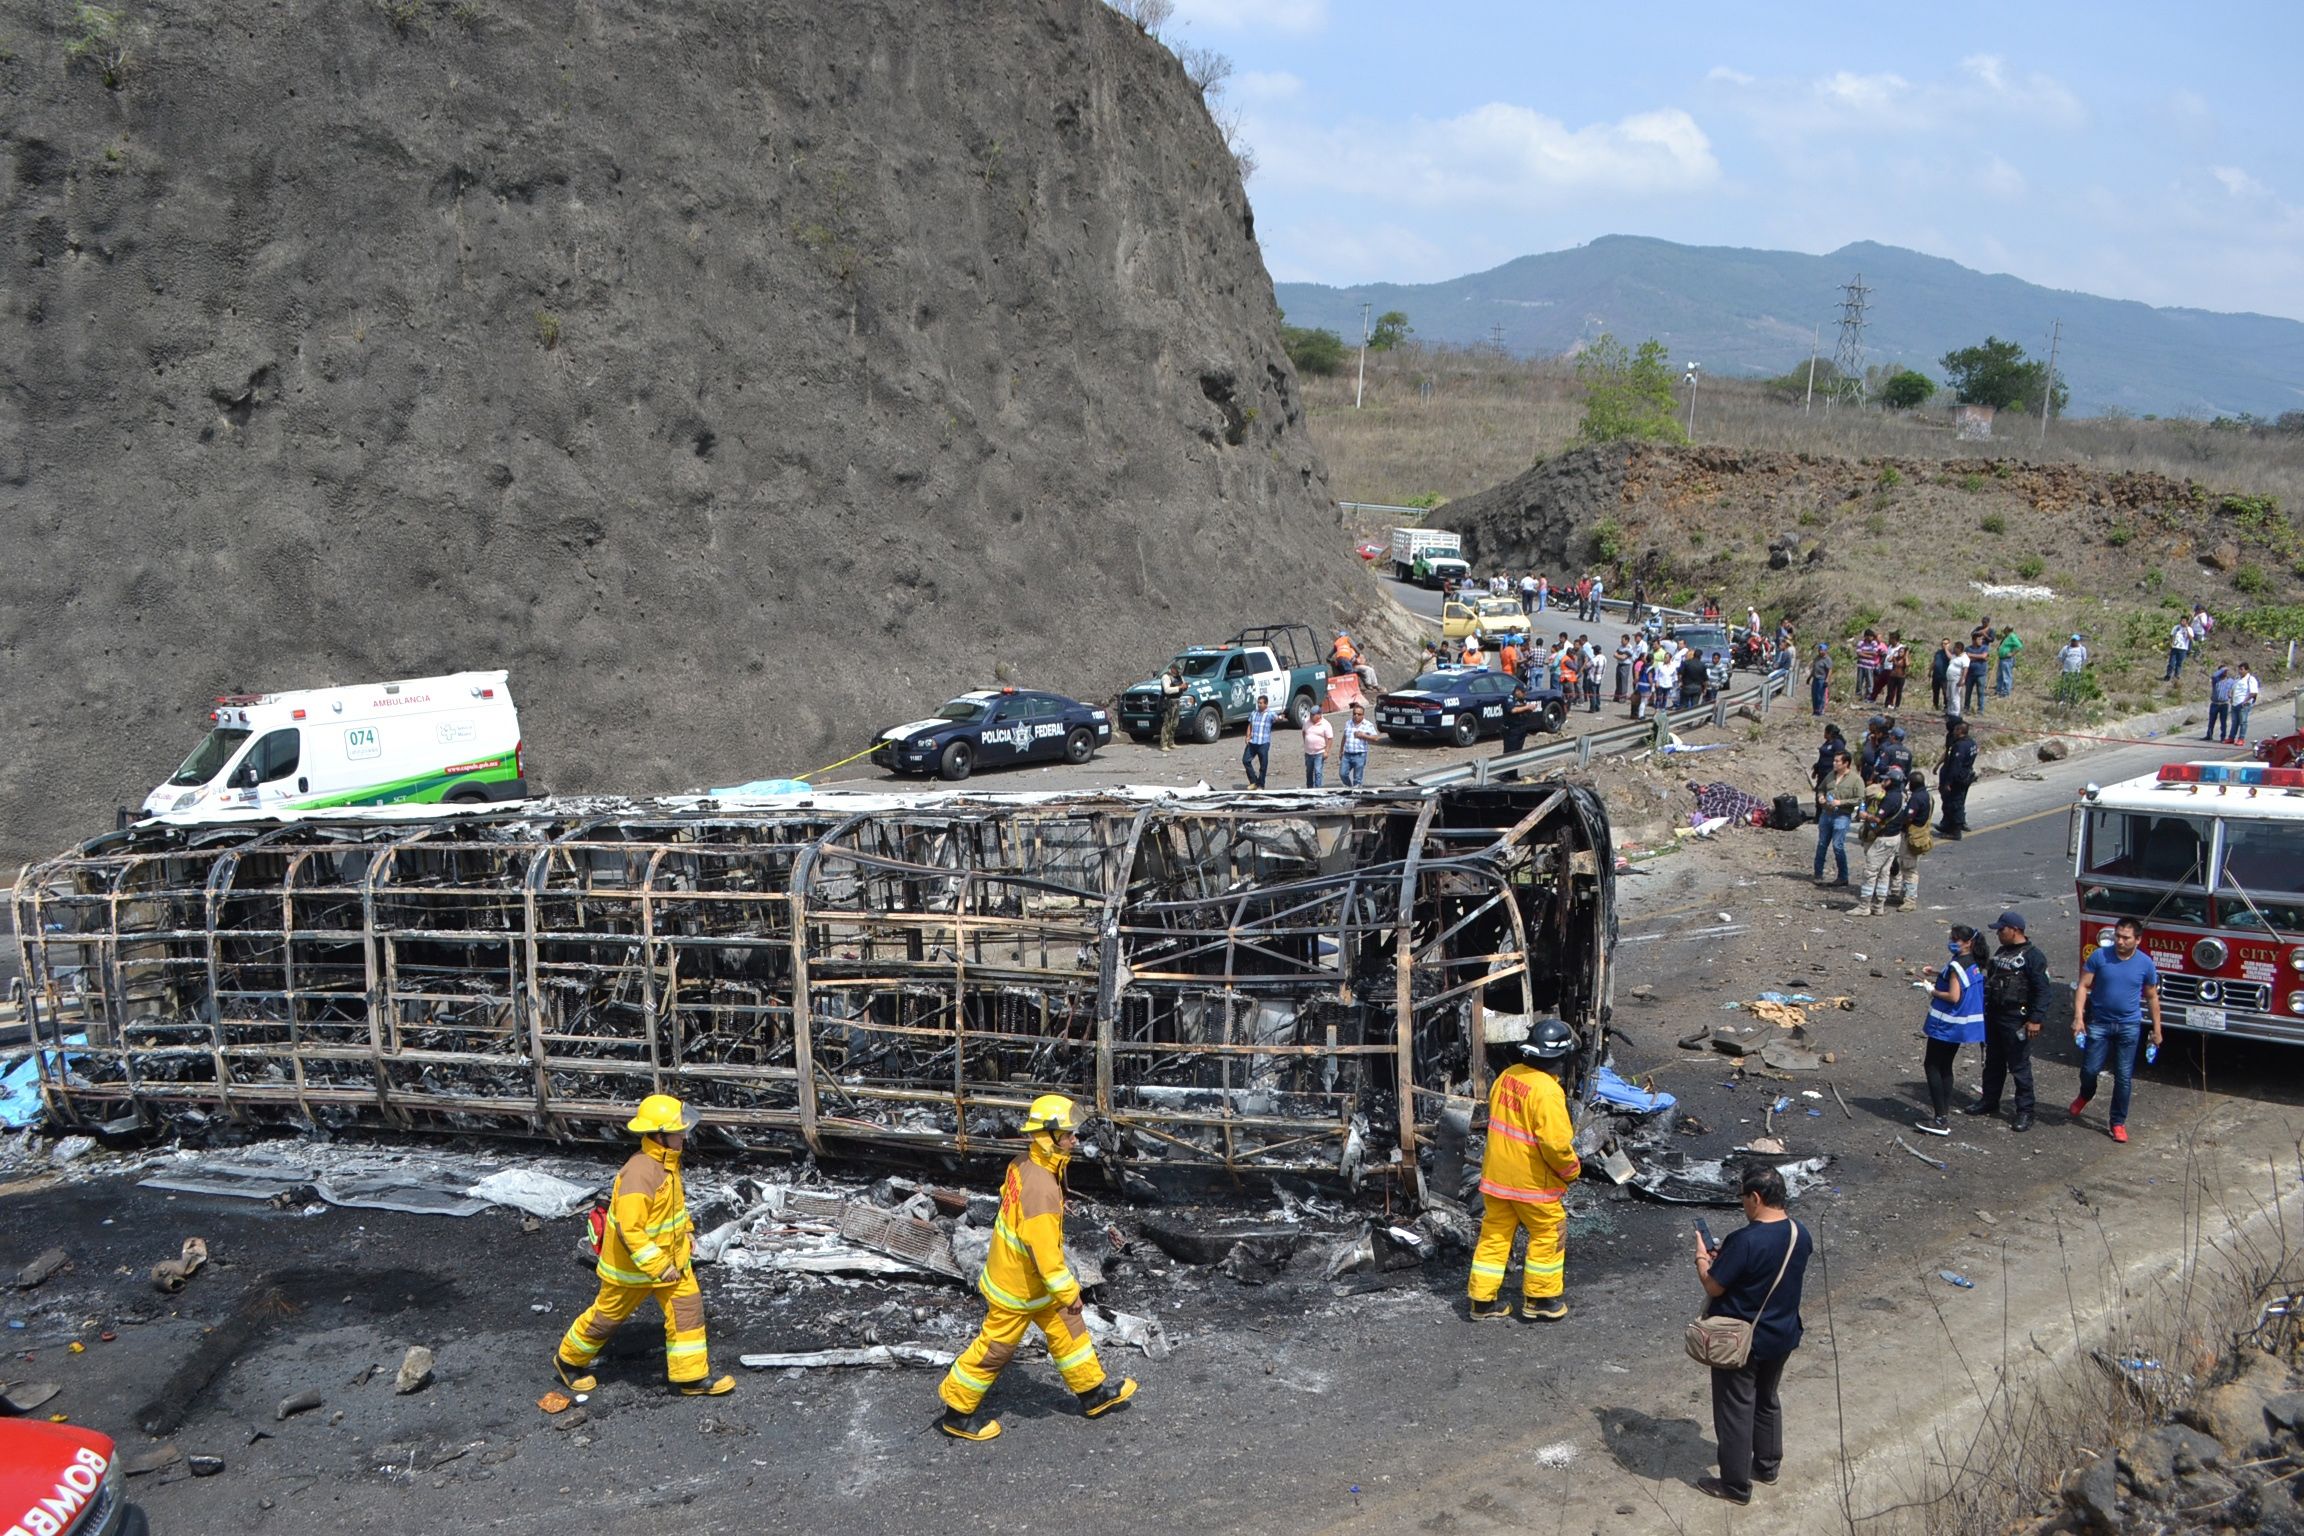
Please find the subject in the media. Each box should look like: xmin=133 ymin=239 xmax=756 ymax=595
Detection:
xmin=1467 ymin=1197 xmax=1566 ymax=1301
xmin=557 ymin=1266 xmax=711 ymax=1384
xmin=938 ymin=1302 xmax=1107 ymax=1414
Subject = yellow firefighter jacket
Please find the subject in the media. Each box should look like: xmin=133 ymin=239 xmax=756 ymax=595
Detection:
xmin=1478 ymin=1063 xmax=1580 ymax=1204
xmin=596 ymin=1137 xmax=692 ymax=1287
xmin=977 ymin=1139 xmax=1080 ymax=1314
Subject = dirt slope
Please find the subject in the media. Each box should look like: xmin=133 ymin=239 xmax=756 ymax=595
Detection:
xmin=0 ymin=0 xmax=1361 ymax=865
xmin=1436 ymin=443 xmax=2303 ymax=718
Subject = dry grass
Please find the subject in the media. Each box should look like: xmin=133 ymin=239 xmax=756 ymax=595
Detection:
xmin=1303 ymin=346 xmax=2304 ymax=512
xmin=1845 ymin=1136 xmax=2304 ymax=1536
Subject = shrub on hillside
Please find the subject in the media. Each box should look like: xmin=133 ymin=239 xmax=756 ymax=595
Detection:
xmin=2234 ymin=565 xmax=2272 ymax=596
xmin=1879 ymin=370 xmax=1936 ymax=410
xmin=1980 ymin=513 xmax=2008 ymax=534
xmin=1575 ymin=334 xmax=1685 ymax=446
xmin=1283 ymin=325 xmax=1345 ymax=377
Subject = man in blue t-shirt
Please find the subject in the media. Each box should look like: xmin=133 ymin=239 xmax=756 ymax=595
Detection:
xmin=2069 ymin=916 xmax=2163 ymax=1144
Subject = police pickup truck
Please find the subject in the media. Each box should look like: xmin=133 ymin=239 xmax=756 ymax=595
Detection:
xmin=1376 ymin=666 xmax=1566 ymax=746
xmin=1118 ymin=625 xmax=1331 ymax=745
xmin=872 ymin=688 xmax=1111 ymax=781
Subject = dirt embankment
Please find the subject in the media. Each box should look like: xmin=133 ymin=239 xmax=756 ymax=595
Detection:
xmin=1436 ymin=443 xmax=2302 ymax=686
xmin=0 ymin=0 xmax=1375 ymax=866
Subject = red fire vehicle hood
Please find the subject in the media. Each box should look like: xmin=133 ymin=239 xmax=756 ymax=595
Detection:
xmin=0 ymin=1419 xmax=115 ymax=1534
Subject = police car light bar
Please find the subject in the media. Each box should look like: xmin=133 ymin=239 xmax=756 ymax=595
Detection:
xmin=2157 ymin=762 xmax=2304 ymax=789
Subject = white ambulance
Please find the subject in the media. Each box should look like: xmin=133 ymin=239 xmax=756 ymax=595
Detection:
xmin=142 ymin=670 xmax=528 ymax=820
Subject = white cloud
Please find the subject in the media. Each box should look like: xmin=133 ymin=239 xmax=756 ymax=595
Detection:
xmin=1725 ymin=56 xmax=2085 ymax=144
xmin=1706 ymin=65 xmax=1754 ymax=86
xmin=2212 ymin=165 xmax=2269 ymax=199
xmin=1264 ymin=218 xmax=1462 ymax=287
xmin=1979 ymin=154 xmax=2028 ymax=201
xmin=1170 ymin=0 xmax=1328 ymax=36
xmin=1252 ymin=101 xmax=1720 ymax=208
xmin=1233 ymin=69 xmax=1305 ymax=104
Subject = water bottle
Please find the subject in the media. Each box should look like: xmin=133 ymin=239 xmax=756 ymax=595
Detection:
xmin=2145 ymin=1042 xmax=2159 ymax=1066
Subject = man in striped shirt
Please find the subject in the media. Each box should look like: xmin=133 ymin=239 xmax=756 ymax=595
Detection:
xmin=1467 ymin=1019 xmax=1582 ymax=1322
xmin=1241 ymin=694 xmax=1276 ymax=788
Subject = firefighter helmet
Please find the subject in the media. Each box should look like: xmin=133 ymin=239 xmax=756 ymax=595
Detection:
xmin=1020 ymin=1094 xmax=1083 ymax=1137
xmin=626 ymin=1093 xmax=700 ymax=1135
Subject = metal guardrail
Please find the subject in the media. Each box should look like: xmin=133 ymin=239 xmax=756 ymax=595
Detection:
xmin=1341 ymin=502 xmax=1433 ymax=522
xmin=1405 ymin=670 xmax=1788 ymax=789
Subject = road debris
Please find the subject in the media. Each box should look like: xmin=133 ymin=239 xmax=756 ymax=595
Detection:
xmin=393 ymin=1346 xmax=434 ymax=1395
xmin=0 ymin=1382 xmax=60 ymax=1414
xmin=150 ymin=1237 xmax=208 ymax=1293
xmin=537 ymin=1390 xmax=573 ymax=1415
xmin=276 ymin=1389 xmax=325 ymax=1421
xmin=1897 ymin=1137 xmax=1949 ymax=1171
xmin=1939 ymin=1270 xmax=1975 ymax=1289
xmin=465 ymin=1170 xmax=597 ymax=1220
xmin=736 ymin=1344 xmax=956 ymax=1371
xmin=12 ymin=1247 xmax=68 ymax=1290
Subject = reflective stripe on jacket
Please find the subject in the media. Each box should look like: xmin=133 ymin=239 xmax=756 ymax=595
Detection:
xmin=979 ymin=1141 xmax=1079 ymax=1313
xmin=596 ymin=1138 xmax=691 ymax=1286
xmin=1478 ymin=1064 xmax=1580 ymax=1204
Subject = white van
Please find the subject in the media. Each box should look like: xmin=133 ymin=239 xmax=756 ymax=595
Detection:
xmin=141 ymin=670 xmax=528 ymax=819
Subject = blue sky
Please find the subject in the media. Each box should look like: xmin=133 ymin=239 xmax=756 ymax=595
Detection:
xmin=1164 ymin=0 xmax=2304 ymax=320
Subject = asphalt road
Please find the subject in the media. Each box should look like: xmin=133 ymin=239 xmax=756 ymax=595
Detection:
xmin=6 ymin=732 xmax=2293 ymax=1536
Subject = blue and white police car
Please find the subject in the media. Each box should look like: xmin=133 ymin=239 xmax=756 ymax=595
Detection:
xmin=872 ymin=688 xmax=1112 ymax=782
xmin=1375 ymin=668 xmax=1566 ymax=746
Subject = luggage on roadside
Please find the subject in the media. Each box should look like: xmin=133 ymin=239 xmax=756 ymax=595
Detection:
xmin=1770 ymin=793 xmax=1808 ymax=831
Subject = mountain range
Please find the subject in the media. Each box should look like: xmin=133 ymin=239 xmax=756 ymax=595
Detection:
xmin=1273 ymin=237 xmax=2304 ymax=419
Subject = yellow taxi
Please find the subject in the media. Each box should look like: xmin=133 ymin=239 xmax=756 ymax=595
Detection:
xmin=1441 ymin=596 xmax=1534 ymax=642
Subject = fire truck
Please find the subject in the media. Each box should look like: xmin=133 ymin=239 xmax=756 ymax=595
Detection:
xmin=2073 ymin=760 xmax=2304 ymax=1042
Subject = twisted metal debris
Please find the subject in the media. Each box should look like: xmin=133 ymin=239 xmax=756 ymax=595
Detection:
xmin=12 ymin=784 xmax=1613 ymax=1200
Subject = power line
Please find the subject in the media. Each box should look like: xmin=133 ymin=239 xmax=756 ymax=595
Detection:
xmin=1828 ymin=274 xmax=1869 ymax=410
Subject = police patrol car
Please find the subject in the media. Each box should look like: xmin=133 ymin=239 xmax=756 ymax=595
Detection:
xmin=872 ymin=689 xmax=1112 ymax=781
xmin=1375 ymin=668 xmax=1566 ymax=746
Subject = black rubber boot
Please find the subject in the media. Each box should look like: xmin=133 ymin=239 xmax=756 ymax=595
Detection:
xmin=937 ymin=1407 xmax=1003 ymax=1442
xmin=1469 ymin=1297 xmax=1514 ymax=1322
xmin=1523 ymin=1295 xmax=1569 ymax=1321
xmin=1079 ymin=1378 xmax=1138 ymax=1418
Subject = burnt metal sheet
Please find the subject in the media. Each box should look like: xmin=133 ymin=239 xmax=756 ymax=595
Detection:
xmin=12 ymin=784 xmax=1613 ymax=1202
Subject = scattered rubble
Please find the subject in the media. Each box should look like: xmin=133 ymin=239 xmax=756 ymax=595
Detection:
xmin=150 ymin=1237 xmax=208 ymax=1294
xmin=393 ymin=1346 xmax=434 ymax=1396
xmin=12 ymin=1246 xmax=69 ymax=1290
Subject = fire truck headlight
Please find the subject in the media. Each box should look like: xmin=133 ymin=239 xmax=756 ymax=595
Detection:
xmin=2191 ymin=937 xmax=2229 ymax=971
xmin=2289 ymin=994 xmax=2304 ymax=1017
xmin=2288 ymin=946 xmax=2304 ymax=975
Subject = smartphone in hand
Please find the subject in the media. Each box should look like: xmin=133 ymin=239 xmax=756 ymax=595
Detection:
xmin=1694 ymin=1219 xmax=1717 ymax=1253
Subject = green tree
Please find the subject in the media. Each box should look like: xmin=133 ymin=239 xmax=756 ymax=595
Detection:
xmin=1575 ymin=334 xmax=1685 ymax=445
xmin=1939 ymin=336 xmax=2067 ymax=416
xmin=1879 ymin=369 xmax=1936 ymax=410
xmin=1368 ymin=310 xmax=1412 ymax=350
xmin=1282 ymin=324 xmax=1345 ymax=376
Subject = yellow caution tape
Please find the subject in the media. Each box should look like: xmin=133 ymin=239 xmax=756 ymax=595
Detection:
xmin=797 ymin=743 xmax=883 ymax=782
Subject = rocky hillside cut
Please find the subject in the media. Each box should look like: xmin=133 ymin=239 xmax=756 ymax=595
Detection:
xmin=0 ymin=0 xmax=1365 ymax=864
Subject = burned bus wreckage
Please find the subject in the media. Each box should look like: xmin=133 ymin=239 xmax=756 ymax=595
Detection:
xmin=12 ymin=784 xmax=1614 ymax=1205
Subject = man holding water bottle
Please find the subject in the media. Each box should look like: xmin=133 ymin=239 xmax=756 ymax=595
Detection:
xmin=2068 ymin=916 xmax=2164 ymax=1145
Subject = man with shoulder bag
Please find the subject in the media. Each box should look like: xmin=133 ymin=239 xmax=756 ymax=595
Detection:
xmin=1689 ymin=1163 xmax=1814 ymax=1506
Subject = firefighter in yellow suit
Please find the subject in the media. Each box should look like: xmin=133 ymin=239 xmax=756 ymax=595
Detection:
xmin=554 ymin=1094 xmax=734 ymax=1397
xmin=936 ymin=1094 xmax=1139 ymax=1441
xmin=1467 ymin=1018 xmax=1582 ymax=1322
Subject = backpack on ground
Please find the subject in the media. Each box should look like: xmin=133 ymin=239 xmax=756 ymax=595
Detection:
xmin=1771 ymin=793 xmax=1808 ymax=831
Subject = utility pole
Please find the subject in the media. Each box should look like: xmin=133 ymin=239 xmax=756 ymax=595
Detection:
xmin=2037 ymin=318 xmax=2062 ymax=449
xmin=1683 ymin=362 xmax=1701 ymax=439
xmin=1804 ymin=323 xmax=1821 ymax=415
xmin=1355 ymin=302 xmax=1371 ymax=410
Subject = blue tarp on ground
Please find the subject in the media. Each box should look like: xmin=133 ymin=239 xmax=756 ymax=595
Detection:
xmin=0 ymin=1036 xmax=85 ymax=1128
xmin=1589 ymin=1063 xmax=1677 ymax=1115
xmin=709 ymin=779 xmax=813 ymax=797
